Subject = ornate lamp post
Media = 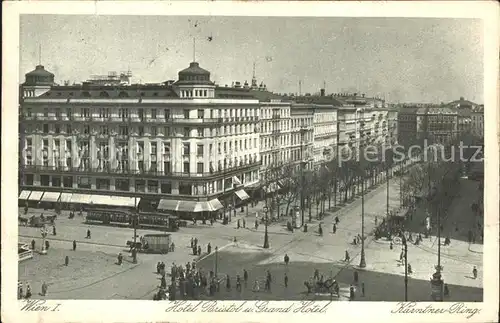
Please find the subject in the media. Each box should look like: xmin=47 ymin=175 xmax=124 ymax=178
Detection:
xmin=359 ymin=176 xmax=366 ymax=268
xmin=40 ymin=227 xmax=48 ymax=255
xmin=263 ymin=206 xmax=269 ymax=249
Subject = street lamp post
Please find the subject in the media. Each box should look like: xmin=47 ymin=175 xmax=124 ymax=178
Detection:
xmin=215 ymin=246 xmax=218 ymax=277
xmin=263 ymin=206 xmax=269 ymax=249
xmin=40 ymin=227 xmax=48 ymax=255
xmin=359 ymin=173 xmax=366 ymax=268
xmin=402 ymin=235 xmax=408 ymax=301
xmin=132 ymin=183 xmax=138 ymax=264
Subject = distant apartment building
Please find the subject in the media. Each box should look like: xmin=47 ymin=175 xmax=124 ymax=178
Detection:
xmin=259 ymin=101 xmax=291 ymax=169
xmin=19 ymin=62 xmax=260 ymax=216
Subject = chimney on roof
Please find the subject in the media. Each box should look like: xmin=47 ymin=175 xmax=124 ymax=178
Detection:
xmin=234 ymin=81 xmax=242 ymax=89
xmin=362 ymin=93 xmax=365 ymax=98
xmin=460 ymin=97 xmax=464 ymax=101
xmin=320 ymin=88 xmax=325 ymax=97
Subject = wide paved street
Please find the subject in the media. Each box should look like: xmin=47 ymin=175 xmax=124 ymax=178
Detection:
xmin=18 ymin=173 xmax=482 ymax=301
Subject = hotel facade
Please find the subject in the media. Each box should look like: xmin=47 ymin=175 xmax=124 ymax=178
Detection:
xmin=19 ymin=62 xmax=260 ymax=215
xmin=19 ymin=62 xmax=401 ymax=216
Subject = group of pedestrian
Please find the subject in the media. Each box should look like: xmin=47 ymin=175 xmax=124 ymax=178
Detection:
xmin=236 ymin=218 xmax=246 ymax=229
xmin=190 ymin=237 xmax=202 ymax=256
xmin=17 ymin=282 xmax=32 ymax=299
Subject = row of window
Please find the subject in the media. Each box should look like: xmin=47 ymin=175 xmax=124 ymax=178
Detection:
xmin=24 ymin=123 xmax=259 ymax=138
xmin=24 ymin=172 xmax=257 ymax=196
xmin=24 ymin=107 xmax=259 ymax=120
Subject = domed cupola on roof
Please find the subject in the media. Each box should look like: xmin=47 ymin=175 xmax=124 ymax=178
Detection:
xmin=24 ymin=65 xmax=55 ymax=86
xmin=174 ymin=62 xmax=215 ymax=99
xmin=22 ymin=65 xmax=55 ymax=98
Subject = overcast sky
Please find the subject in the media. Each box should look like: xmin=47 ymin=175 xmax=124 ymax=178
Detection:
xmin=19 ymin=15 xmax=483 ymax=104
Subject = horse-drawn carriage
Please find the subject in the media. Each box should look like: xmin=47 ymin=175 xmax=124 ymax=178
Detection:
xmin=304 ymin=277 xmax=340 ymax=297
xmin=19 ymin=214 xmax=56 ymax=227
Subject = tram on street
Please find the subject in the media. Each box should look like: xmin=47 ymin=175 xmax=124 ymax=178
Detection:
xmin=86 ymin=208 xmax=179 ymax=232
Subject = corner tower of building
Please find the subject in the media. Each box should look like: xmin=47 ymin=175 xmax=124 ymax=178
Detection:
xmin=173 ymin=62 xmax=215 ymax=98
xmin=22 ymin=65 xmax=55 ymax=98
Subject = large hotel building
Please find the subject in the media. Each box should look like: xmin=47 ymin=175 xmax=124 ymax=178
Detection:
xmin=19 ymin=61 xmax=397 ymax=217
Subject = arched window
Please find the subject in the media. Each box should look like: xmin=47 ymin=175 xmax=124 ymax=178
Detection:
xmin=99 ymin=91 xmax=109 ymax=97
xmin=81 ymin=91 xmax=91 ymax=97
xmin=118 ymin=91 xmax=129 ymax=98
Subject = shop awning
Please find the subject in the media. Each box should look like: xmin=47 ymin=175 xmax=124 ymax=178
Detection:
xmin=60 ymin=193 xmax=73 ymax=203
xmin=194 ymin=201 xmax=213 ymax=212
xmin=70 ymin=193 xmax=93 ymax=204
xmin=28 ymin=191 xmax=43 ymax=201
xmin=208 ymin=198 xmax=224 ymax=211
xmin=157 ymin=199 xmax=180 ymax=211
xmin=19 ymin=190 xmax=31 ymax=200
xmin=41 ymin=192 xmax=61 ymax=202
xmin=90 ymin=195 xmax=113 ymax=206
xmin=235 ymin=189 xmax=250 ymax=201
xmin=177 ymin=200 xmax=198 ymax=213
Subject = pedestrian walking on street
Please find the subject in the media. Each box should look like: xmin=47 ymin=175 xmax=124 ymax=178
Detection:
xmin=194 ymin=238 xmax=198 ymax=248
xmin=45 ymin=240 xmax=50 ymax=251
xmin=444 ymin=284 xmax=449 ymax=297
xmin=41 ymin=282 xmax=48 ymax=296
xmin=72 ymin=240 xmax=77 ymax=251
xmin=207 ymin=243 xmax=212 ymax=254
xmin=237 ymin=219 xmax=240 ymax=229
xmin=375 ymin=216 xmax=378 ymax=226
xmin=314 ymin=269 xmax=320 ymax=280
xmin=52 ymin=225 xmax=56 ymax=236
xmin=390 ymin=241 xmax=393 ymax=250
xmin=226 ymin=274 xmax=231 ymax=291
xmin=284 ymin=273 xmax=288 ymax=288
xmin=25 ymin=283 xmax=32 ymax=299
xmin=86 ymin=229 xmax=91 ymax=239
xmin=284 ymin=254 xmax=290 ymax=266
xmin=243 ymin=218 xmax=246 ymax=228
xmin=399 ymin=250 xmax=404 ymax=262
xmin=65 ymin=255 xmax=69 ymax=266
xmin=197 ymin=245 xmax=202 ymax=256
xmin=31 ymin=239 xmax=35 ymax=250
xmin=243 ymin=269 xmax=249 ymax=288
xmin=353 ymin=270 xmax=359 ymax=284
xmin=253 ymin=279 xmax=260 ymax=292
xmin=335 ymin=216 xmax=340 ymax=224
xmin=349 ymin=285 xmax=355 ymax=301
xmin=190 ymin=237 xmax=194 ymax=248
xmin=333 ymin=223 xmax=337 ymax=234
xmin=408 ymin=264 xmax=413 ymax=275
xmin=344 ymin=250 xmax=350 ymax=262
xmin=19 ymin=282 xmax=24 ymax=299
xmin=361 ymin=282 xmax=365 ymax=297
xmin=255 ymin=220 xmax=259 ymax=230
xmin=472 ymin=266 xmax=478 ymax=279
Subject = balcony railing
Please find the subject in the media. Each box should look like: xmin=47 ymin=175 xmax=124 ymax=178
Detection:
xmin=22 ymin=161 xmax=262 ymax=179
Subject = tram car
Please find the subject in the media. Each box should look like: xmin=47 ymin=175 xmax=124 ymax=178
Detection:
xmin=86 ymin=208 xmax=179 ymax=232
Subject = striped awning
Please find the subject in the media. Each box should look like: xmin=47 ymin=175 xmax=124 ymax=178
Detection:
xmin=90 ymin=195 xmax=138 ymax=208
xmin=41 ymin=192 xmax=61 ymax=202
xmin=28 ymin=191 xmax=43 ymax=201
xmin=177 ymin=201 xmax=197 ymax=213
xmin=19 ymin=190 xmax=31 ymax=200
xmin=235 ymin=189 xmax=250 ymax=201
xmin=70 ymin=193 xmax=93 ymax=204
xmin=60 ymin=193 xmax=73 ymax=203
xmin=208 ymin=198 xmax=224 ymax=211
xmin=193 ymin=201 xmax=213 ymax=212
xmin=157 ymin=199 xmax=180 ymax=211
